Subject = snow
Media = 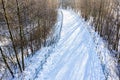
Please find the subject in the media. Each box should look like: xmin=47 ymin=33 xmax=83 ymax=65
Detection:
xmin=12 ymin=9 xmax=119 ymax=80
xmin=34 ymin=9 xmax=105 ymax=80
xmin=0 ymin=35 xmax=10 ymax=46
xmin=86 ymin=16 xmax=119 ymax=80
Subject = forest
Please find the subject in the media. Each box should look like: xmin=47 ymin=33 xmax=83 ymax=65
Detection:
xmin=0 ymin=0 xmax=58 ymax=78
xmin=0 ymin=0 xmax=119 ymax=79
xmin=61 ymin=0 xmax=120 ymax=52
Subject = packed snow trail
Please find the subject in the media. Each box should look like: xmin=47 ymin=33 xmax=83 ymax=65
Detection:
xmin=33 ymin=10 xmax=105 ymax=80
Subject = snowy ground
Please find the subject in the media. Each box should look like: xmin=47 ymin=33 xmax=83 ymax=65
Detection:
xmin=11 ymin=9 xmax=119 ymax=80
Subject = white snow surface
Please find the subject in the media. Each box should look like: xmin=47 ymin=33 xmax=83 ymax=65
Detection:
xmin=15 ymin=9 xmax=119 ymax=80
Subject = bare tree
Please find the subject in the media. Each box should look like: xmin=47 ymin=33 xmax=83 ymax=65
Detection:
xmin=1 ymin=0 xmax=22 ymax=72
xmin=0 ymin=47 xmax=14 ymax=77
xmin=15 ymin=0 xmax=25 ymax=70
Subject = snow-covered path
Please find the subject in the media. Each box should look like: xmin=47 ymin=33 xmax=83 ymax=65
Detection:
xmin=33 ymin=10 xmax=105 ymax=80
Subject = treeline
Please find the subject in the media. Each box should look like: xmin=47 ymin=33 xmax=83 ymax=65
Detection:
xmin=0 ymin=0 xmax=58 ymax=77
xmin=60 ymin=0 xmax=120 ymax=61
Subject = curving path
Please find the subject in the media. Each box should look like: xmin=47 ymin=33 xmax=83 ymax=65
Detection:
xmin=34 ymin=10 xmax=105 ymax=80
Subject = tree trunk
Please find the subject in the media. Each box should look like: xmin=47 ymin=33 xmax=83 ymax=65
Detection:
xmin=0 ymin=47 xmax=14 ymax=78
xmin=1 ymin=0 xmax=22 ymax=72
xmin=15 ymin=0 xmax=25 ymax=71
